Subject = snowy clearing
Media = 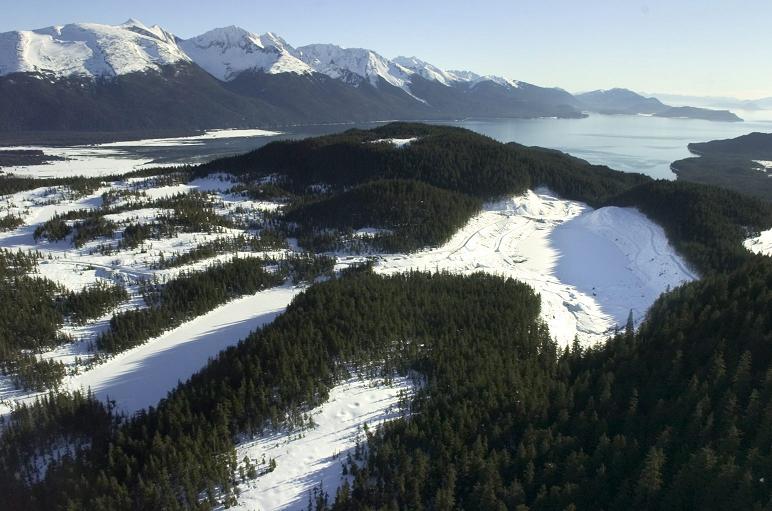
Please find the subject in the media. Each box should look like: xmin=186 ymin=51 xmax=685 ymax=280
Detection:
xmin=0 ymin=285 xmax=301 ymax=416
xmin=228 ymin=376 xmax=414 ymax=511
xmin=745 ymin=228 xmax=772 ymax=256
xmin=68 ymin=285 xmax=301 ymax=414
xmin=369 ymin=137 xmax=417 ymax=148
xmin=344 ymin=188 xmax=696 ymax=346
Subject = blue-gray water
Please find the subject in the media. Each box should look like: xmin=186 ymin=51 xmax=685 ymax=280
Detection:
xmin=118 ymin=113 xmax=772 ymax=180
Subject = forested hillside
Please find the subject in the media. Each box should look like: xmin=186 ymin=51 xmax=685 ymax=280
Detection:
xmin=1 ymin=122 xmax=771 ymax=510
xmin=201 ymin=123 xmax=771 ymax=272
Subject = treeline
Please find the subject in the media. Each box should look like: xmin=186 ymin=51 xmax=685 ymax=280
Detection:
xmin=334 ymin=258 xmax=772 ymax=510
xmin=610 ymin=180 xmax=772 ymax=274
xmin=96 ymin=254 xmax=332 ymax=354
xmin=33 ymin=191 xmax=235 ymax=248
xmin=671 ymin=155 xmax=772 ymax=202
xmin=201 ymin=123 xmax=769 ymax=263
xmin=0 ymin=213 xmax=23 ymax=231
xmin=153 ymin=232 xmax=286 ymax=269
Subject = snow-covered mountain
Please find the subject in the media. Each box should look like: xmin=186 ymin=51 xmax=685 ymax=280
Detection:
xmin=179 ymin=26 xmax=311 ymax=80
xmin=0 ymin=19 xmax=188 ymax=77
xmin=0 ymin=18 xmax=593 ymax=132
xmin=295 ymin=43 xmax=414 ymax=90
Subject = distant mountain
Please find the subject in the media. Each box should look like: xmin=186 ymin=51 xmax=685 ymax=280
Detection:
xmin=0 ymin=19 xmax=740 ymax=134
xmin=576 ymin=88 xmax=666 ymax=115
xmin=576 ymin=88 xmax=742 ymax=121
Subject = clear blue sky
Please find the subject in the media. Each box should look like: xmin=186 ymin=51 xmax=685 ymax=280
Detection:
xmin=3 ymin=0 xmax=771 ymax=99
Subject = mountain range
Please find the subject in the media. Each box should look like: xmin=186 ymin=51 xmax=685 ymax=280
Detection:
xmin=0 ymin=19 xmax=742 ymax=133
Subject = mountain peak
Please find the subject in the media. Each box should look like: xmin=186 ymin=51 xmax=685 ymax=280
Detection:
xmin=179 ymin=27 xmax=311 ymax=80
xmin=0 ymin=20 xmax=188 ymax=78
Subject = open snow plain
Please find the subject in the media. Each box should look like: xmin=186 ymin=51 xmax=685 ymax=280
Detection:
xmin=349 ymin=188 xmax=698 ymax=346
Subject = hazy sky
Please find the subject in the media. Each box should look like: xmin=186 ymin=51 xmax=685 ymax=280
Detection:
xmin=2 ymin=0 xmax=770 ymax=99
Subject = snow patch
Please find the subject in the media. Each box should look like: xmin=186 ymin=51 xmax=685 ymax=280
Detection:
xmin=228 ymin=376 xmax=414 ymax=511
xmin=744 ymin=228 xmax=772 ymax=256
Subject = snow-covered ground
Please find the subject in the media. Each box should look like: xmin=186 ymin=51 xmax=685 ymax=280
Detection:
xmin=369 ymin=137 xmax=417 ymax=148
xmin=745 ymin=228 xmax=772 ymax=256
xmin=0 ymin=129 xmax=282 ymax=178
xmin=339 ymin=188 xmax=697 ymax=346
xmin=228 ymin=376 xmax=414 ymax=511
xmin=69 ymin=285 xmax=301 ymax=414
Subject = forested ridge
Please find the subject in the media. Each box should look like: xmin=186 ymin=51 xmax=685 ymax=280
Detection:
xmin=199 ymin=123 xmax=772 ymax=272
xmin=0 ymin=123 xmax=771 ymax=509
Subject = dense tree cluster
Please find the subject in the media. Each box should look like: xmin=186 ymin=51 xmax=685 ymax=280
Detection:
xmin=0 ymin=213 xmax=24 ymax=231
xmin=153 ymin=232 xmax=287 ymax=269
xmin=1 ymin=258 xmax=769 ymax=509
xmin=336 ymin=258 xmax=772 ymax=510
xmin=203 ymin=123 xmax=759 ymax=258
xmin=96 ymin=253 xmax=332 ymax=354
xmin=0 ymin=249 xmax=127 ymax=389
xmin=671 ymin=155 xmax=772 ymax=203
xmin=286 ymin=179 xmax=482 ymax=252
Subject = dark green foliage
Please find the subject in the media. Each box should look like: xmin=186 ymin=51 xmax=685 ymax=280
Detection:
xmin=670 ymin=132 xmax=772 ymax=202
xmin=58 ymin=282 xmax=129 ymax=325
xmin=671 ymin=155 xmax=772 ymax=202
xmin=10 ymin=355 xmax=67 ymax=392
xmin=286 ymin=179 xmax=482 ymax=251
xmin=0 ymin=213 xmax=23 ymax=231
xmin=610 ymin=180 xmax=772 ymax=274
xmin=6 ymin=258 xmax=771 ymax=510
xmin=5 ymin=271 xmax=547 ymax=510
xmin=95 ymin=256 xmax=318 ymax=353
xmin=0 ymin=391 xmax=117 ymax=490
xmin=71 ymin=216 xmax=118 ymax=248
xmin=332 ymin=261 xmax=772 ymax=511
xmin=154 ymin=233 xmax=287 ymax=269
xmin=33 ymin=215 xmax=72 ymax=242
xmin=689 ymin=131 xmax=772 ymax=159
xmin=202 ymin=123 xmax=650 ymax=252
xmin=0 ymin=249 xmax=127 ymax=387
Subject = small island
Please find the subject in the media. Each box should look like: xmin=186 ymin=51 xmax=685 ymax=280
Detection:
xmin=0 ymin=149 xmax=66 ymax=167
xmin=671 ymin=132 xmax=772 ymax=201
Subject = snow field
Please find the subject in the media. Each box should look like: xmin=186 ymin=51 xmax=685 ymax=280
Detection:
xmin=228 ymin=376 xmax=414 ymax=511
xmin=745 ymin=228 xmax=772 ymax=256
xmin=351 ymin=188 xmax=696 ymax=346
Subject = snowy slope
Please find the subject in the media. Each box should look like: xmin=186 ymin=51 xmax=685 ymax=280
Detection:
xmin=392 ymin=56 xmax=459 ymax=86
xmin=230 ymin=376 xmax=413 ymax=511
xmin=346 ymin=189 xmax=696 ymax=346
xmin=0 ymin=17 xmax=532 ymax=95
xmin=0 ymin=19 xmax=188 ymax=77
xmin=179 ymin=26 xmax=311 ymax=80
xmin=744 ymin=228 xmax=772 ymax=256
xmin=295 ymin=43 xmax=413 ymax=89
